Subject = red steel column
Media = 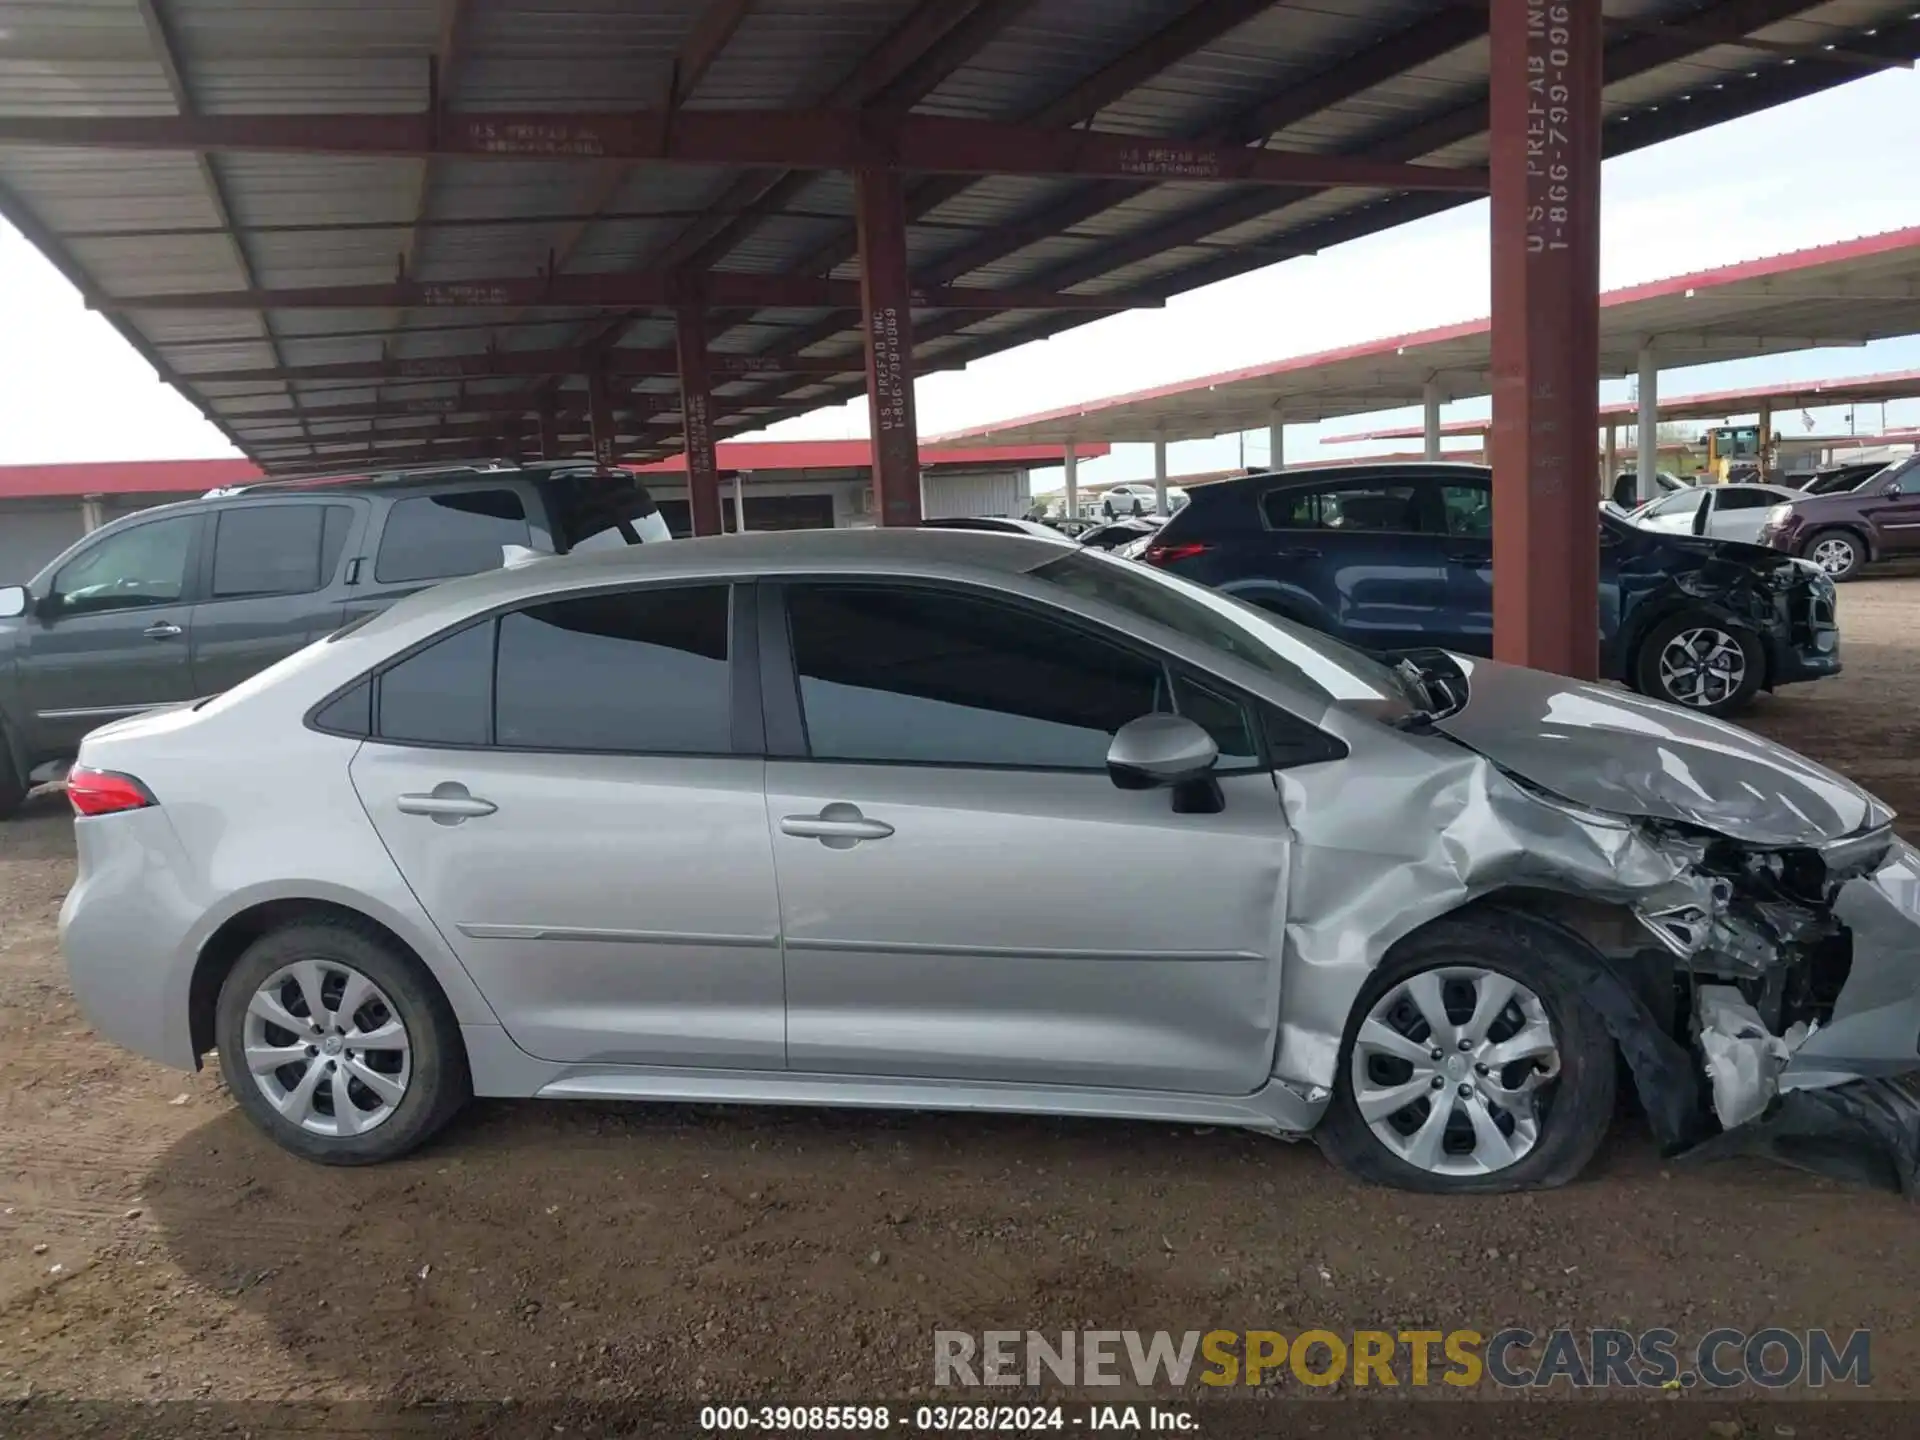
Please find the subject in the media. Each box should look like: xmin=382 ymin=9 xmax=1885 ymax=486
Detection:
xmin=1487 ymin=0 xmax=1603 ymax=679
xmin=675 ymin=305 xmax=725 ymax=536
xmin=586 ymin=368 xmax=617 ymax=467
xmin=854 ymin=166 xmax=923 ymax=526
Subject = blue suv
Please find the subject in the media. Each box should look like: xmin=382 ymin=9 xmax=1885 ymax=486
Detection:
xmin=1142 ymin=463 xmax=1840 ymax=716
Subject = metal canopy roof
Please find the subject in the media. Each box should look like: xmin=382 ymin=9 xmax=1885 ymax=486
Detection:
xmin=1 ymin=0 xmax=1914 ymax=473
xmin=1321 ymin=364 xmax=1920 ymax=441
xmin=936 ymin=225 xmax=1920 ymax=443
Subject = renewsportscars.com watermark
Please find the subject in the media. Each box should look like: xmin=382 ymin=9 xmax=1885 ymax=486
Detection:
xmin=934 ymin=1328 xmax=1872 ymax=1390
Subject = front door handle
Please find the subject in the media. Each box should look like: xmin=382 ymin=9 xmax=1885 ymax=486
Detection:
xmin=143 ymin=620 xmax=183 ymax=640
xmin=780 ymin=802 xmax=894 ymax=849
xmin=397 ymin=782 xmax=497 ymax=825
xmin=1273 ymin=546 xmax=1323 ymax=560
xmin=1446 ymin=551 xmax=1491 ymax=568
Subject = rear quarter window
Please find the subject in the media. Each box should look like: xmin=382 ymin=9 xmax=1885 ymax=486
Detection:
xmin=375 ymin=490 xmax=531 ymax=583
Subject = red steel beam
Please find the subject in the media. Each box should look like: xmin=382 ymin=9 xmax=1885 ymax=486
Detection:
xmin=712 ymin=7 xmax=1487 ymax=408
xmin=181 ymin=346 xmax=875 ymax=386
xmin=855 ymin=168 xmax=922 ymax=527
xmin=104 ymin=274 xmax=1158 ymax=313
xmin=237 ymin=397 xmax=674 ymax=426
xmin=676 ymin=306 xmax=725 ymax=536
xmin=587 ymin=369 xmax=619 ymax=466
xmin=0 ymin=110 xmax=1485 ymax=191
xmin=1488 ymin=0 xmax=1603 ymax=679
xmin=659 ymin=0 xmax=1039 ymax=277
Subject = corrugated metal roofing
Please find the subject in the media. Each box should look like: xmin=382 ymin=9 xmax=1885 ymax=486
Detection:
xmin=0 ymin=0 xmax=1913 ymax=471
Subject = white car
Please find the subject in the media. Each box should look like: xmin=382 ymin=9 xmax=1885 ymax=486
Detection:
xmin=1099 ymin=483 xmax=1185 ymax=519
xmin=1632 ymin=482 xmax=1803 ymax=545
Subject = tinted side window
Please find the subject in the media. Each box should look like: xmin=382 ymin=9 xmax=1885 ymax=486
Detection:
xmin=53 ymin=515 xmax=197 ymax=613
xmin=1170 ymin=673 xmax=1258 ymax=770
xmin=1894 ymin=463 xmax=1920 ymax=495
xmin=1714 ymin=490 xmax=1774 ymax=511
xmin=495 ymin=587 xmax=731 ymax=753
xmin=1263 ymin=483 xmax=1423 ymax=533
xmin=211 ymin=504 xmax=354 ymax=598
xmin=1437 ymin=483 xmax=1491 ymax=538
xmin=376 ymin=621 xmax=493 ymax=746
xmin=375 ymin=490 xmax=530 ymax=583
xmin=788 ymin=586 xmax=1161 ymax=770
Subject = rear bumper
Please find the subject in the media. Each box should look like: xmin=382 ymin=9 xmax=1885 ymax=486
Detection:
xmin=59 ymin=808 xmax=202 ymax=1071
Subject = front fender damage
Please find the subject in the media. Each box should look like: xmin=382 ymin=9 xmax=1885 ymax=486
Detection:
xmin=1273 ymin=739 xmax=1920 ymax=1190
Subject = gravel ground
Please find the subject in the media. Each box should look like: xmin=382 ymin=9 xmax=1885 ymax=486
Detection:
xmin=4 ymin=573 xmax=1920 ymax=1420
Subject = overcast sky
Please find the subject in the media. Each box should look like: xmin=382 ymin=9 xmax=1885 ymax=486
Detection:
xmin=2 ymin=66 xmax=1916 ymax=482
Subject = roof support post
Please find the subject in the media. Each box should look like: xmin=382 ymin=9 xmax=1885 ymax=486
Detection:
xmin=1063 ymin=442 xmax=1078 ymax=520
xmin=1488 ymin=0 xmax=1602 ymax=681
xmin=537 ymin=399 xmax=561 ymax=460
xmin=1266 ymin=413 xmax=1283 ymax=473
xmin=1422 ymin=381 xmax=1442 ymax=461
xmin=676 ymin=304 xmax=725 ymax=536
xmin=1637 ymin=344 xmax=1659 ymax=502
xmin=854 ymin=166 xmax=923 ymax=526
xmin=1153 ymin=433 xmax=1168 ymax=516
xmin=1757 ymin=399 xmax=1773 ymax=480
xmin=1603 ymin=421 xmax=1617 ymax=500
xmin=587 ymin=367 xmax=618 ymax=466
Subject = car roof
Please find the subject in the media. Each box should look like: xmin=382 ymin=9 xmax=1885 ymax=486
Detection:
xmin=204 ymin=460 xmax=629 ymax=500
xmin=1195 ymin=461 xmax=1491 ymax=496
xmin=379 ymin=526 xmax=1066 ymax=619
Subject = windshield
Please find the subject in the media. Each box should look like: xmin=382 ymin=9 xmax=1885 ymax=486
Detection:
xmin=1031 ymin=548 xmax=1406 ymax=706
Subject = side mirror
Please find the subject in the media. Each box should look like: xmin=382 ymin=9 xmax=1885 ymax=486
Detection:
xmin=0 ymin=585 xmax=28 ymax=620
xmin=1108 ymin=713 xmax=1217 ymax=787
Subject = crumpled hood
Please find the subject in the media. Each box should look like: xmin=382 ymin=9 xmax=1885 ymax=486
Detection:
xmin=1428 ymin=655 xmax=1879 ymax=846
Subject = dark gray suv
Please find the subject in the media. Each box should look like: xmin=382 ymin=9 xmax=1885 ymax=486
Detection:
xmin=0 ymin=462 xmax=667 ymax=815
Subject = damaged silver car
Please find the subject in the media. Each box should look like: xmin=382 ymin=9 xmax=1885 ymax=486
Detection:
xmin=57 ymin=530 xmax=1920 ymax=1190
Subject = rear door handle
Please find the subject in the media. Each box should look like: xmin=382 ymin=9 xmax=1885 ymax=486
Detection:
xmin=397 ymin=783 xmax=497 ymax=824
xmin=1273 ymin=546 xmax=1323 ymax=560
xmin=780 ymin=802 xmax=894 ymax=848
xmin=143 ymin=620 xmax=183 ymax=640
xmin=1446 ymin=551 xmax=1491 ymax=568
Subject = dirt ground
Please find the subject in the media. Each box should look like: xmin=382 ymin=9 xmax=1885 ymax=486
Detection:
xmin=5 ymin=574 xmax=1920 ymax=1418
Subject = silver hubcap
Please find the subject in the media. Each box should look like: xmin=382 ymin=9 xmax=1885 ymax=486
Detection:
xmin=1657 ymin=626 xmax=1747 ymax=708
xmin=1810 ymin=538 xmax=1855 ymax=576
xmin=242 ymin=961 xmax=411 ymax=1137
xmin=1351 ymin=967 xmax=1561 ymax=1177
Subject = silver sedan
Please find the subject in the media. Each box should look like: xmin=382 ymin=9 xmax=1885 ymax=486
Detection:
xmin=58 ymin=529 xmax=1920 ymax=1191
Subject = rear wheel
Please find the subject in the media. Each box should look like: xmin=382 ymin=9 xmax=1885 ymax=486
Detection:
xmin=1632 ymin=611 xmax=1764 ymax=716
xmin=0 ymin=738 xmax=23 ymax=820
xmin=215 ymin=918 xmax=469 ymax=1165
xmin=1316 ymin=910 xmax=1616 ymax=1194
xmin=1803 ymin=529 xmax=1865 ymax=582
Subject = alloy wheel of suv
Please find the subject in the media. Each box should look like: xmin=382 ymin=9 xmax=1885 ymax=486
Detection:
xmin=1633 ymin=612 xmax=1764 ymax=716
xmin=1804 ymin=530 xmax=1865 ymax=582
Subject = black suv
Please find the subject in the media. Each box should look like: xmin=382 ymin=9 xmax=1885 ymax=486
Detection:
xmin=0 ymin=462 xmax=666 ymax=814
xmin=1143 ymin=462 xmax=1840 ymax=717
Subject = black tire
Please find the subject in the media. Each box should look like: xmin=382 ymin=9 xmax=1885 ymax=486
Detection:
xmin=1801 ymin=528 xmax=1866 ymax=582
xmin=0 ymin=739 xmax=23 ymax=820
xmin=215 ymin=917 xmax=470 ymax=1165
xmin=1631 ymin=610 xmax=1766 ymax=716
xmin=1315 ymin=908 xmax=1617 ymax=1194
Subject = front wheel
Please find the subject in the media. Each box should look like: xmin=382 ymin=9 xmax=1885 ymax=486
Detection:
xmin=1632 ymin=612 xmax=1764 ymax=716
xmin=215 ymin=918 xmax=470 ymax=1165
xmin=1316 ymin=910 xmax=1617 ymax=1194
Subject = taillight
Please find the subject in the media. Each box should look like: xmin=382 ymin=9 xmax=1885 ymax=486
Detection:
xmin=1144 ymin=541 xmax=1211 ymax=566
xmin=67 ymin=767 xmax=157 ymax=817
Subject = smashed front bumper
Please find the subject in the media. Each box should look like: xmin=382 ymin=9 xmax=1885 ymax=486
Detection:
xmin=1273 ymin=727 xmax=1920 ymax=1189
